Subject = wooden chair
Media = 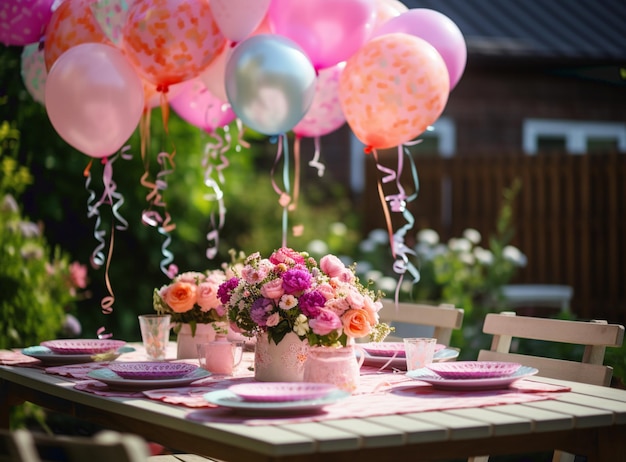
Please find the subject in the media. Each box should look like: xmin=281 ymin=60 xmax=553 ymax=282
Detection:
xmin=1 ymin=429 xmax=151 ymax=462
xmin=378 ymin=299 xmax=464 ymax=346
xmin=468 ymin=311 xmax=625 ymax=462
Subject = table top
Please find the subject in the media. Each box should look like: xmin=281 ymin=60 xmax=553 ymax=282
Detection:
xmin=2 ymin=350 xmax=626 ymax=462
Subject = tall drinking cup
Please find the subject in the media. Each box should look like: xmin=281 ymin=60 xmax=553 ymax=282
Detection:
xmin=138 ymin=314 xmax=171 ymax=360
xmin=403 ymin=337 xmax=437 ymax=371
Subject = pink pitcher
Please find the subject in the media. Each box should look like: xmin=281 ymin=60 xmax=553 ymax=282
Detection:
xmin=303 ymin=344 xmax=365 ymax=393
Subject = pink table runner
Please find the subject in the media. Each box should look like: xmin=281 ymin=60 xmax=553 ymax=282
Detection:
xmin=39 ymin=360 xmax=570 ymax=426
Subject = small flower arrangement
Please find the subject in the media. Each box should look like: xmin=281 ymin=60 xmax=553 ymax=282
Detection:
xmin=153 ymin=269 xmax=229 ymax=335
xmin=218 ymin=247 xmax=392 ymax=347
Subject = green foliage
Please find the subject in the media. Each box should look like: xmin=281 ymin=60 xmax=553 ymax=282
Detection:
xmin=353 ymin=181 xmax=527 ymax=359
xmin=0 ymin=125 xmax=87 ymax=349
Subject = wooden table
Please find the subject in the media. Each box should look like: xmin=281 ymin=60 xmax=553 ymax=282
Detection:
xmin=2 ymin=364 xmax=626 ymax=461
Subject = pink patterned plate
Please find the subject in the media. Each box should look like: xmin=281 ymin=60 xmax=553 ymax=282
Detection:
xmin=426 ymin=361 xmax=522 ymax=379
xmin=228 ymin=382 xmax=338 ymax=402
xmin=40 ymin=339 xmax=126 ymax=355
xmin=360 ymin=342 xmax=445 ymax=358
xmin=107 ymin=362 xmax=198 ymax=380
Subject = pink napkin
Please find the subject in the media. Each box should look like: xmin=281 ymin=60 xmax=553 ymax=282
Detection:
xmin=0 ymin=350 xmax=41 ymax=366
xmin=45 ymin=362 xmax=110 ymax=379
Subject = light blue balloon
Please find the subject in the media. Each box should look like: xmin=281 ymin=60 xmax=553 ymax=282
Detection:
xmin=225 ymin=34 xmax=317 ymax=135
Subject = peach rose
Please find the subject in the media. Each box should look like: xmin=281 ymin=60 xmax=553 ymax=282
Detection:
xmin=163 ymin=281 xmax=197 ymax=313
xmin=342 ymin=308 xmax=373 ymax=338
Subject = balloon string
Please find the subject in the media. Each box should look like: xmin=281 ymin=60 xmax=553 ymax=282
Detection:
xmin=202 ymin=128 xmax=229 ymax=259
xmin=371 ymin=148 xmax=396 ymax=259
xmin=84 ymin=160 xmax=106 ymax=268
xmin=100 ymin=223 xmax=116 ymax=315
xmin=370 ymin=146 xmax=421 ymax=304
xmin=139 ymin=90 xmax=177 ymax=277
xmin=291 ymin=136 xmax=301 ymax=212
xmin=309 ymin=136 xmax=326 ymax=177
xmin=235 ymin=118 xmax=250 ymax=150
xmin=269 ymin=134 xmax=291 ymax=248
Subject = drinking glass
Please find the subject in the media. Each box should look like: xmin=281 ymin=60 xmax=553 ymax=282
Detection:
xmin=403 ymin=337 xmax=437 ymax=371
xmin=138 ymin=314 xmax=171 ymax=360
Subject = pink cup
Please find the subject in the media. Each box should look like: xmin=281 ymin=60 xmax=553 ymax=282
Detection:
xmin=197 ymin=336 xmax=244 ymax=375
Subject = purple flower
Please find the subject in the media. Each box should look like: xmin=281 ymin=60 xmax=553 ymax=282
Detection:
xmin=281 ymin=268 xmax=312 ymax=295
xmin=250 ymin=297 xmax=272 ymax=327
xmin=217 ymin=277 xmax=239 ymax=304
xmin=298 ymin=290 xmax=325 ymax=318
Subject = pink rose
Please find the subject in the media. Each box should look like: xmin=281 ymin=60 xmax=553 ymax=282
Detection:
xmin=269 ymin=247 xmax=306 ymax=266
xmin=196 ymin=281 xmax=220 ymax=312
xmin=320 ymin=254 xmax=346 ymax=278
xmin=309 ymin=308 xmax=342 ymax=336
xmin=260 ymin=278 xmax=284 ymax=300
xmin=163 ymin=281 xmax=197 ymax=313
xmin=325 ymin=297 xmax=350 ymax=316
xmin=346 ymin=288 xmax=365 ymax=309
xmin=342 ymin=308 xmax=373 ymax=338
xmin=266 ymin=312 xmax=281 ymax=327
xmin=241 ymin=264 xmax=269 ymax=284
xmin=316 ymin=282 xmax=336 ymax=300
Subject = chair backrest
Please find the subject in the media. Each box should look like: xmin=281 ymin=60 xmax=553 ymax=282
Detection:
xmin=478 ymin=312 xmax=625 ymax=386
xmin=0 ymin=429 xmax=150 ymax=462
xmin=379 ymin=300 xmax=464 ymax=345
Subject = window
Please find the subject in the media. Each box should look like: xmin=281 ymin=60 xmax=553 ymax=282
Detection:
xmin=523 ymin=119 xmax=626 ymax=154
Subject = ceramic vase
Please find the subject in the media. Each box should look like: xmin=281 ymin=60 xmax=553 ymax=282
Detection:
xmin=254 ymin=331 xmax=308 ymax=382
xmin=176 ymin=321 xmax=228 ymax=359
xmin=303 ymin=344 xmax=365 ymax=392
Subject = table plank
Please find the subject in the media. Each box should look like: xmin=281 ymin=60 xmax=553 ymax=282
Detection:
xmin=318 ymin=418 xmax=405 ymax=448
xmin=480 ymin=403 xmax=574 ymax=432
xmin=523 ymin=400 xmax=614 ymax=428
xmin=275 ymin=422 xmax=361 ymax=452
xmin=406 ymin=411 xmax=492 ymax=440
xmin=444 ymin=408 xmax=532 ymax=436
xmin=362 ymin=414 xmax=448 ymax=444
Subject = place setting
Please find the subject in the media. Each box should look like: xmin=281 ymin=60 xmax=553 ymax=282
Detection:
xmin=85 ymin=361 xmax=212 ymax=391
xmin=21 ymin=339 xmax=131 ymax=366
xmin=406 ymin=361 xmax=539 ymax=391
xmin=202 ymin=382 xmax=351 ymax=415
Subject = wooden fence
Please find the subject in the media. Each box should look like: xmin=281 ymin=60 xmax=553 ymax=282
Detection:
xmin=363 ymin=152 xmax=626 ymax=325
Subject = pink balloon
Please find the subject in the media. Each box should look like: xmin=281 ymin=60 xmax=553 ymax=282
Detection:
xmin=0 ymin=0 xmax=54 ymax=46
xmin=21 ymin=43 xmax=47 ymax=105
xmin=170 ymin=79 xmax=235 ymax=133
xmin=45 ymin=43 xmax=145 ymax=158
xmin=293 ymin=63 xmax=346 ymax=138
xmin=339 ymin=33 xmax=449 ymax=149
xmin=209 ymin=0 xmax=271 ymax=43
xmin=268 ymin=0 xmax=377 ymax=71
xmin=198 ymin=42 xmax=232 ymax=103
xmin=373 ymin=8 xmax=467 ymax=90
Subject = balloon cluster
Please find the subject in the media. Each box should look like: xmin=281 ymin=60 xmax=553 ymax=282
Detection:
xmin=7 ymin=0 xmax=467 ymax=155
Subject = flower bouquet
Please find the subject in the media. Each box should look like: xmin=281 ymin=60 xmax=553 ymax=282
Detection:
xmin=153 ymin=269 xmax=230 ymax=358
xmin=218 ymin=247 xmax=391 ymax=347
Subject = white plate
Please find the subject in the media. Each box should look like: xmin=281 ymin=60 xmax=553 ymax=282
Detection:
xmin=406 ymin=365 xmax=539 ymax=390
xmin=361 ymin=348 xmax=459 ymax=370
xmin=21 ymin=346 xmax=131 ymax=366
xmin=203 ymin=389 xmax=350 ymax=414
xmin=87 ymin=367 xmax=211 ymax=390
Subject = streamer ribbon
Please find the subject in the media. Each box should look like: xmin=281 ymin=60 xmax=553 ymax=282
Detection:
xmin=370 ymin=145 xmax=421 ymax=303
xmin=309 ymin=136 xmax=326 ymax=177
xmin=202 ymin=126 xmax=230 ymax=259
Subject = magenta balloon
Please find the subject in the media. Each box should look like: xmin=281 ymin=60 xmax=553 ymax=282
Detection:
xmin=45 ymin=43 xmax=145 ymax=158
xmin=373 ymin=8 xmax=467 ymax=90
xmin=268 ymin=0 xmax=377 ymax=70
xmin=293 ymin=63 xmax=346 ymax=138
xmin=170 ymin=79 xmax=236 ymax=133
xmin=0 ymin=0 xmax=54 ymax=46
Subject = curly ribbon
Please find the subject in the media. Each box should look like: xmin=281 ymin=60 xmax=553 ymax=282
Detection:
xmin=309 ymin=135 xmax=326 ymax=177
xmin=369 ymin=145 xmax=421 ymax=304
xmin=202 ymin=126 xmax=230 ymax=259
xmin=269 ymin=134 xmax=292 ymax=248
xmin=139 ymin=89 xmax=177 ymax=277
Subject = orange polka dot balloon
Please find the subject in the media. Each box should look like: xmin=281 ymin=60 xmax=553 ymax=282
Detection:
xmin=44 ymin=0 xmax=113 ymax=72
xmin=339 ymin=32 xmax=450 ymax=150
xmin=122 ymin=0 xmax=227 ymax=88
